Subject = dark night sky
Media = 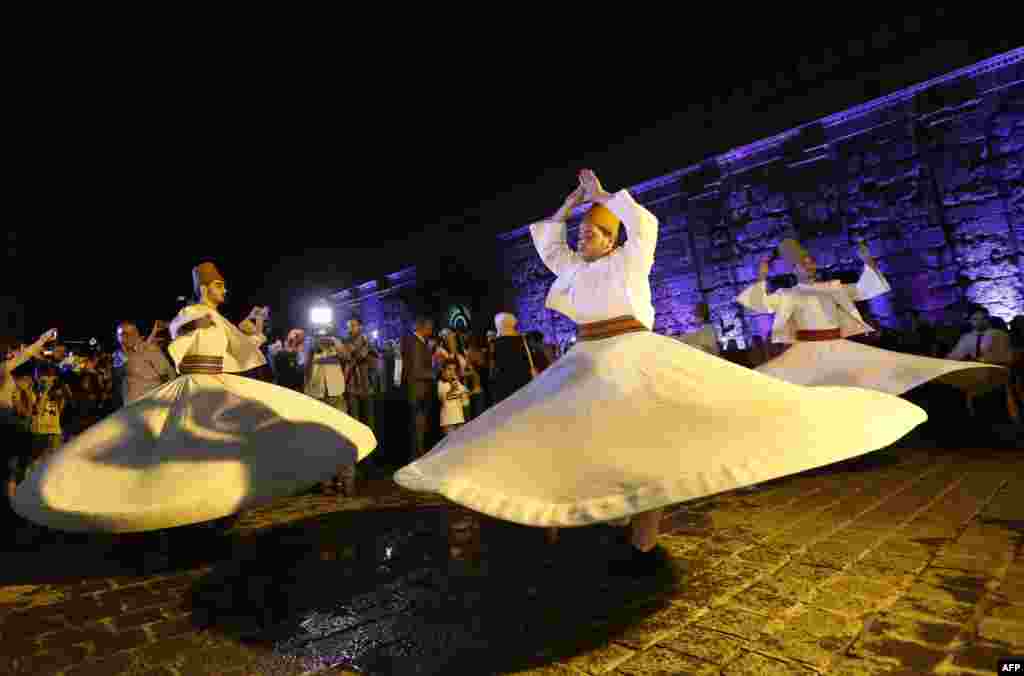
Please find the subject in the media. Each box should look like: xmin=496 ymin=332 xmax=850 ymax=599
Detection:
xmin=5 ymin=13 xmax=1017 ymax=347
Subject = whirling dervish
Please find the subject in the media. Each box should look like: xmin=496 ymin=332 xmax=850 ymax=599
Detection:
xmin=395 ymin=169 xmax=927 ymax=575
xmin=736 ymin=238 xmax=1007 ymax=398
xmin=13 ymin=262 xmax=377 ymax=533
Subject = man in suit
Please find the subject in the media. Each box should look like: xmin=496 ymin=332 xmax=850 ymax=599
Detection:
xmin=401 ymin=315 xmax=435 ymax=460
xmin=116 ymin=321 xmax=176 ymax=405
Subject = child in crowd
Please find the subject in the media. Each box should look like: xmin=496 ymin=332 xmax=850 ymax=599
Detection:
xmin=438 ymin=359 xmax=469 ymax=435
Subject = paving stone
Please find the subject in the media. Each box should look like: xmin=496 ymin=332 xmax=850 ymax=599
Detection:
xmin=950 ymin=639 xmax=1018 ymax=672
xmin=613 ymin=602 xmax=701 ymax=649
xmin=146 ymin=576 xmax=196 ymax=594
xmin=800 ymin=542 xmax=865 ymax=569
xmin=818 ymin=574 xmax=903 ymax=602
xmin=863 ymin=612 xmax=963 ymax=647
xmin=856 ymin=551 xmax=929 ymax=575
xmin=851 ymin=630 xmax=951 ymax=671
xmin=35 ymin=626 xmax=107 ymax=649
xmin=988 ymin=601 xmax=1024 ymax=624
xmin=90 ymin=627 xmax=151 ymax=659
xmin=3 ymin=639 xmax=41 ymax=658
xmin=13 ymin=644 xmax=90 ymax=674
xmin=758 ymin=563 xmax=836 ymax=600
xmin=919 ymin=566 xmax=993 ymax=592
xmin=829 ymin=655 xmax=928 ymax=675
xmin=616 ymin=646 xmax=718 ymax=675
xmin=3 ymin=609 xmax=68 ymax=638
xmin=977 ymin=617 xmax=1024 ymax=646
xmin=508 ymin=663 xmax=585 ymax=676
xmin=99 ymin=585 xmax=171 ymax=613
xmin=148 ymin=615 xmax=200 ymax=640
xmin=730 ymin=585 xmax=800 ymax=617
xmin=872 ymin=539 xmax=939 ymax=561
xmin=889 ymin=583 xmax=979 ymax=624
xmin=72 ymin=579 xmax=117 ymax=594
xmin=563 ymin=640 xmax=635 ymax=674
xmin=755 ymin=624 xmax=841 ymax=670
xmin=658 ymin=625 xmax=745 ymax=665
xmin=691 ymin=561 xmax=760 ymax=605
xmin=718 ymin=651 xmax=817 ymax=675
xmin=112 ymin=607 xmax=167 ymax=630
xmin=734 ymin=546 xmax=791 ymax=567
xmin=177 ymin=644 xmax=264 ymax=675
xmin=784 ymin=605 xmax=862 ymax=641
xmin=134 ymin=667 xmax=178 ymax=676
xmin=61 ymin=651 xmax=137 ymax=676
xmin=693 ymin=605 xmax=768 ymax=642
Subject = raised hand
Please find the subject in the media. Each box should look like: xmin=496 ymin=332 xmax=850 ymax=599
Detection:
xmin=578 ymin=169 xmax=607 ymax=201
xmin=552 ymin=184 xmax=586 ymax=222
xmin=564 ymin=185 xmax=585 ymax=209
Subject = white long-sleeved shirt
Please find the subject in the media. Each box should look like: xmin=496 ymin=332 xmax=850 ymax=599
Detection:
xmin=438 ymin=379 xmax=468 ymax=427
xmin=529 ymin=189 xmax=658 ymax=329
xmin=168 ymin=305 xmax=267 ymax=373
xmin=736 ymin=265 xmax=891 ymax=343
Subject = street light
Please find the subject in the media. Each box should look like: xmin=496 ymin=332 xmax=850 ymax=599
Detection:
xmin=310 ymin=301 xmax=333 ymax=336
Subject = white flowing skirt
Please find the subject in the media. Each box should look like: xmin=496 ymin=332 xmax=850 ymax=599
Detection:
xmin=394 ymin=332 xmax=926 ymax=528
xmin=755 ymin=339 xmax=1007 ymax=395
xmin=13 ymin=374 xmax=377 ymax=533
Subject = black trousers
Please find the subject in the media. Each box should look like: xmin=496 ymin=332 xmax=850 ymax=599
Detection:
xmin=406 ymin=380 xmax=433 ymax=461
xmin=345 ymin=393 xmax=376 ymax=434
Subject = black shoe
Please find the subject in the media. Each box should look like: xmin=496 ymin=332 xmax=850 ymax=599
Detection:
xmin=607 ymin=545 xmax=667 ymax=577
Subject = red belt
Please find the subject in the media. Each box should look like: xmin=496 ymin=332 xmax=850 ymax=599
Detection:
xmin=577 ymin=316 xmax=649 ymax=341
xmin=796 ymin=328 xmax=841 ymax=342
xmin=180 ymin=356 xmax=224 ymax=374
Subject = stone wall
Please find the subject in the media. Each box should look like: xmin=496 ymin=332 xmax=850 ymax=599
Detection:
xmin=498 ymin=50 xmax=1023 ymax=349
xmin=328 ymin=267 xmax=417 ymax=344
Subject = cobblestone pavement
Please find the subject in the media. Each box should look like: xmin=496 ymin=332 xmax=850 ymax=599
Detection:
xmin=2 ymin=446 xmax=1023 ymax=675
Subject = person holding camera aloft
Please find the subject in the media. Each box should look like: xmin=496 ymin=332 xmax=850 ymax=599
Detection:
xmin=13 ymin=262 xmax=376 ymax=535
xmin=2 ymin=330 xmax=57 ymax=514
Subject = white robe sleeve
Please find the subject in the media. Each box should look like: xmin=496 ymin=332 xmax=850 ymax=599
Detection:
xmin=169 ymin=305 xmax=210 ymax=339
xmin=168 ymin=305 xmax=211 ymax=368
xmin=603 ymin=189 xmax=658 ymax=269
xmin=529 ymin=220 xmax=583 ymax=277
xmin=736 ymin=281 xmax=781 ymax=314
xmin=847 ymin=265 xmax=891 ymax=302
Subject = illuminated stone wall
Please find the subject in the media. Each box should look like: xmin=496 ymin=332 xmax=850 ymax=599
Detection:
xmin=498 ymin=50 xmax=1023 ymax=348
xmin=328 ymin=267 xmax=417 ymax=344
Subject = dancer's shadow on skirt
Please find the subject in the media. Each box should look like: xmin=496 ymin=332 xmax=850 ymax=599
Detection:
xmin=188 ymin=506 xmax=683 ymax=675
